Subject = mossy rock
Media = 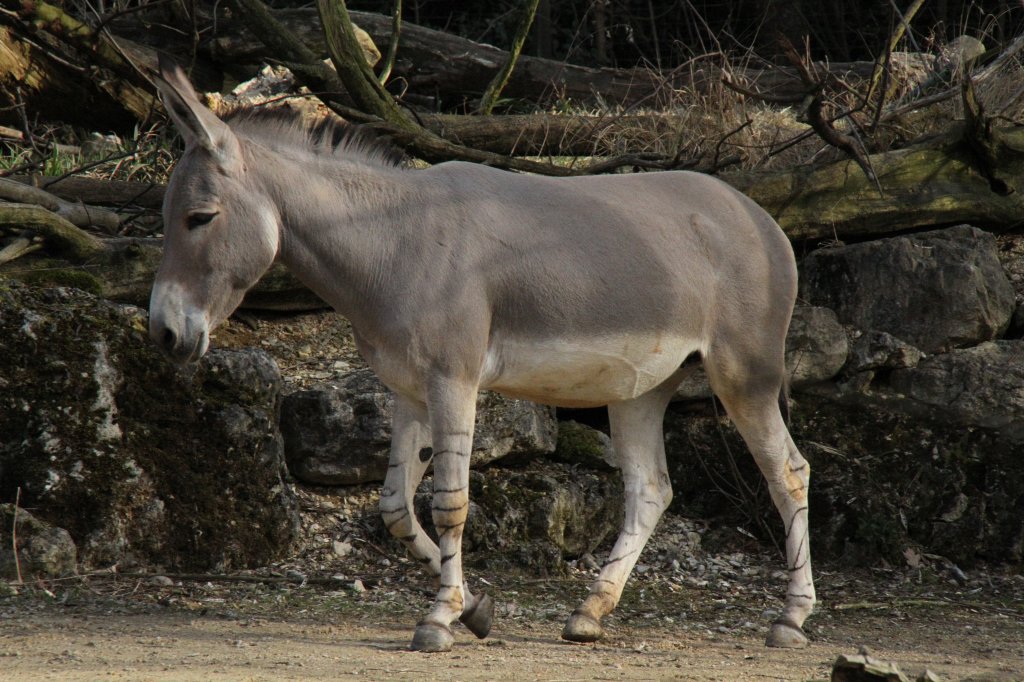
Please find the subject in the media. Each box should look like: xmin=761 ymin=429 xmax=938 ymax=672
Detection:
xmin=0 ymin=281 xmax=299 ymax=571
xmin=15 ymin=268 xmax=104 ymax=295
xmin=0 ymin=504 xmax=77 ymax=579
xmin=552 ymin=420 xmax=616 ymax=471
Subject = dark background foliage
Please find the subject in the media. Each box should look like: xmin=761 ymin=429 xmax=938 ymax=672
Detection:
xmin=337 ymin=0 xmax=1024 ymax=66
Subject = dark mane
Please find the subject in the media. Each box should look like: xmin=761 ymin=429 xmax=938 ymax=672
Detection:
xmin=222 ymin=105 xmax=406 ymax=169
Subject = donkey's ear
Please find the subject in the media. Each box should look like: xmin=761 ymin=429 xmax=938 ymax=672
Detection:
xmin=155 ymin=54 xmax=240 ymax=169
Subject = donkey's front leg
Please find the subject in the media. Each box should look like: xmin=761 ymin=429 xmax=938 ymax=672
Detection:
xmin=380 ymin=394 xmax=493 ymax=646
xmin=410 ymin=379 xmax=479 ymax=653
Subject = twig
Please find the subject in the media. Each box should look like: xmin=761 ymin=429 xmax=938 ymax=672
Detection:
xmin=377 ymin=0 xmax=402 ymax=85
xmin=92 ymin=0 xmax=173 ymax=36
xmin=40 ymin=150 xmax=145 ymax=190
xmin=833 ymin=598 xmax=1024 ymax=616
xmin=778 ymin=35 xmax=882 ymax=193
xmin=12 ymin=487 xmax=23 ymax=584
xmin=865 ymin=0 xmax=927 ymax=107
xmin=883 ymin=30 xmax=1024 ymax=123
xmin=350 ymin=535 xmax=394 ymax=561
xmin=89 ymin=570 xmax=389 ymax=587
xmin=721 ymin=73 xmax=805 ymax=105
xmin=711 ymin=118 xmax=752 ymax=171
xmin=478 ymin=0 xmax=541 ymax=115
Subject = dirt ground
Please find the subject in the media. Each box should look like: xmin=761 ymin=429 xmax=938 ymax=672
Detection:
xmin=4 ymin=313 xmax=1024 ymax=682
xmin=3 ymin=538 xmax=1023 ymax=682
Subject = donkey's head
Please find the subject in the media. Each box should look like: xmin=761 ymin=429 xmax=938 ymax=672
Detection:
xmin=149 ymin=57 xmax=280 ymax=363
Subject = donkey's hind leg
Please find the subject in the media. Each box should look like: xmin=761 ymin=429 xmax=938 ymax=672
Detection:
xmin=379 ymin=394 xmax=493 ymax=642
xmin=562 ymin=371 xmax=682 ymax=643
xmin=706 ymin=358 xmax=815 ymax=648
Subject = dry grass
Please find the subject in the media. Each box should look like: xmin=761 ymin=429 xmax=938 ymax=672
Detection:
xmin=0 ymin=124 xmax=177 ymax=184
xmin=575 ymin=41 xmax=1024 ymax=174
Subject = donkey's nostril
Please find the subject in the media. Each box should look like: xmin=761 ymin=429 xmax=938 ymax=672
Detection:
xmin=162 ymin=327 xmax=177 ymax=351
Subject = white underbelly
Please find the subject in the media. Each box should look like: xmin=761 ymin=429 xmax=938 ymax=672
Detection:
xmin=481 ymin=334 xmax=701 ymax=407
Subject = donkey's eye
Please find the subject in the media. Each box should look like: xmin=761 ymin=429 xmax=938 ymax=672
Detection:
xmin=186 ymin=211 xmax=218 ymax=230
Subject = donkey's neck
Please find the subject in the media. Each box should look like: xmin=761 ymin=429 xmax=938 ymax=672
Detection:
xmin=254 ymin=147 xmax=416 ymax=331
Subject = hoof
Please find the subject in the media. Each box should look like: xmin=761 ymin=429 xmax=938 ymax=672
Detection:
xmin=765 ymin=617 xmax=809 ymax=648
xmin=411 ymin=621 xmax=454 ymax=652
xmin=561 ymin=610 xmax=603 ymax=643
xmin=459 ymin=593 xmax=494 ymax=639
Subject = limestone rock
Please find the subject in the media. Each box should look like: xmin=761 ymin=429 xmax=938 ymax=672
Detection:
xmin=848 ymin=330 xmax=924 ymax=373
xmin=785 ymin=305 xmax=849 ymax=387
xmin=0 ymin=504 xmax=77 ymax=579
xmin=888 ymin=340 xmax=1024 ymax=440
xmin=280 ymin=371 xmax=391 ymax=486
xmin=663 ymin=396 xmax=1024 ymax=566
xmin=0 ymin=282 xmax=299 ymax=571
xmin=281 ymin=368 xmax=557 ymax=485
xmin=799 ymin=225 xmax=1014 ymax=352
xmin=832 ymin=653 xmax=910 ymax=682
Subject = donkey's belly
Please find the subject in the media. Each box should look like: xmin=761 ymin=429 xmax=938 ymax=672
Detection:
xmin=482 ymin=334 xmax=700 ymax=408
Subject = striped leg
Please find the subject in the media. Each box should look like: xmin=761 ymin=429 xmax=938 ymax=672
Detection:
xmin=563 ymin=382 xmax=676 ymax=642
xmin=380 ymin=393 xmax=492 ymax=650
xmin=716 ymin=388 xmax=815 ymax=648
xmin=410 ymin=380 xmax=479 ymax=653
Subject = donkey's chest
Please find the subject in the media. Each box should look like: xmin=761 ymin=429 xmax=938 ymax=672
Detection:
xmin=481 ymin=334 xmax=700 ymax=408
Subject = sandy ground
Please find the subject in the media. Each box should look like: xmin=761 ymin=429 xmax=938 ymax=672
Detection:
xmin=2 ymin=563 xmax=1023 ymax=682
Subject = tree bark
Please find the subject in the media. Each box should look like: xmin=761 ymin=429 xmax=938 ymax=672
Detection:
xmin=316 ymin=0 xmax=416 ymax=131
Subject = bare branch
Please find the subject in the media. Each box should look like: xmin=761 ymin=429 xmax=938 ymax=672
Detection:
xmin=778 ymin=35 xmax=881 ymax=192
xmin=478 ymin=0 xmax=541 ymax=115
xmin=377 ymin=0 xmax=402 ymax=84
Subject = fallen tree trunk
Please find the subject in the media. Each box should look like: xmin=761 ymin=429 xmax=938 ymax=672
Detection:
xmin=211 ymin=8 xmax=935 ymax=109
xmin=0 ymin=220 xmax=322 ymax=310
xmin=12 ymin=176 xmax=167 ymax=211
xmin=0 ymin=0 xmax=158 ymax=123
xmin=0 ymin=26 xmax=141 ymax=130
xmin=0 ymin=178 xmax=122 ymax=233
xmin=728 ymin=123 xmax=1024 ymax=243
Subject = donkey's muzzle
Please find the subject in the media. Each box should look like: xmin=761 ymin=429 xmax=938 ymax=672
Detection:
xmin=149 ymin=313 xmax=208 ymax=364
